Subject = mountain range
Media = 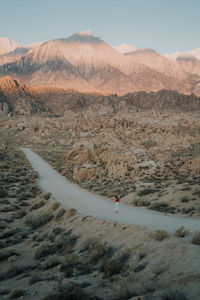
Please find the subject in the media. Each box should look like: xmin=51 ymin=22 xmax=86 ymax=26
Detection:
xmin=0 ymin=32 xmax=200 ymax=95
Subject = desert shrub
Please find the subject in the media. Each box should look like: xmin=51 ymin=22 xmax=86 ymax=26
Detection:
xmin=52 ymin=202 xmax=60 ymax=211
xmin=174 ymin=226 xmax=190 ymax=238
xmin=24 ymin=191 xmax=33 ymax=199
xmin=0 ymin=249 xmax=18 ymax=262
xmin=56 ymin=208 xmax=66 ymax=219
xmin=134 ymin=264 xmax=146 ymax=272
xmin=142 ymin=139 xmax=157 ymax=149
xmin=34 ymin=242 xmax=56 ymax=259
xmin=0 ymin=198 xmax=9 ymax=204
xmin=52 ymin=227 xmax=64 ymax=235
xmin=33 ymin=231 xmax=48 ymax=242
xmin=66 ymin=208 xmax=77 ymax=218
xmin=6 ymin=230 xmax=30 ymax=247
xmin=29 ymin=200 xmax=46 ymax=211
xmin=0 ymin=262 xmax=32 ymax=280
xmin=153 ymin=230 xmax=169 ymax=241
xmin=40 ymin=255 xmax=63 ymax=270
xmin=0 ymin=228 xmax=19 ymax=239
xmin=81 ymin=237 xmax=113 ymax=260
xmin=117 ymin=249 xmax=131 ymax=263
xmin=84 ymin=244 xmax=107 ymax=264
xmin=54 ymin=231 xmax=78 ymax=253
xmin=137 ymin=188 xmax=157 ymax=196
xmin=0 ymin=188 xmax=8 ymax=198
xmin=44 ymin=192 xmax=52 ymax=200
xmin=191 ymin=231 xmax=200 ymax=245
xmin=81 ymin=237 xmax=98 ymax=251
xmin=138 ymin=250 xmax=147 ymax=261
xmin=149 ymin=202 xmax=171 ymax=212
xmin=25 ymin=212 xmax=53 ymax=229
xmin=29 ymin=271 xmax=42 ymax=284
xmin=180 ymin=195 xmax=190 ymax=203
xmin=111 ymin=276 xmax=139 ymax=299
xmin=134 ymin=198 xmax=150 ymax=207
xmin=9 ymin=288 xmax=24 ymax=299
xmin=100 ymin=258 xmax=126 ymax=277
xmin=14 ymin=209 xmax=27 ymax=218
xmin=29 ymin=185 xmax=41 ymax=196
xmin=0 ymin=221 xmax=6 ymax=230
xmin=161 ymin=290 xmax=189 ymax=300
xmin=42 ymin=282 xmax=86 ymax=300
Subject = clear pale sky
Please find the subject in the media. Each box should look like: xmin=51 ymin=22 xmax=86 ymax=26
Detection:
xmin=0 ymin=0 xmax=199 ymax=54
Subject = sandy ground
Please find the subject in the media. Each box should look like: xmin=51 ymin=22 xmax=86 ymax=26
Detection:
xmin=22 ymin=148 xmax=200 ymax=234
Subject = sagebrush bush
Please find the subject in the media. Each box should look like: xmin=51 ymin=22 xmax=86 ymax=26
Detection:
xmin=0 ymin=262 xmax=31 ymax=280
xmin=100 ymin=258 xmax=126 ymax=277
xmin=42 ymin=282 xmax=85 ymax=300
xmin=9 ymin=288 xmax=24 ymax=299
xmin=52 ymin=202 xmax=60 ymax=211
xmin=25 ymin=212 xmax=53 ymax=229
xmin=180 ymin=195 xmax=189 ymax=203
xmin=153 ymin=230 xmax=169 ymax=241
xmin=161 ymin=290 xmax=189 ymax=300
xmin=30 ymin=200 xmax=46 ymax=211
xmin=54 ymin=231 xmax=78 ymax=253
xmin=40 ymin=255 xmax=63 ymax=270
xmin=56 ymin=208 xmax=66 ymax=219
xmin=66 ymin=208 xmax=77 ymax=218
xmin=34 ymin=242 xmax=56 ymax=259
xmin=111 ymin=276 xmax=138 ymax=299
xmin=0 ymin=249 xmax=18 ymax=262
xmin=134 ymin=198 xmax=150 ymax=207
xmin=44 ymin=192 xmax=52 ymax=200
xmin=14 ymin=209 xmax=27 ymax=218
xmin=174 ymin=226 xmax=190 ymax=238
xmin=29 ymin=271 xmax=42 ymax=284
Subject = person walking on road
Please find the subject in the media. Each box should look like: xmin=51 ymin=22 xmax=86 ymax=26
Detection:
xmin=114 ymin=195 xmax=120 ymax=213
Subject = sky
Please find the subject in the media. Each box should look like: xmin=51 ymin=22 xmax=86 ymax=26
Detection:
xmin=0 ymin=0 xmax=200 ymax=54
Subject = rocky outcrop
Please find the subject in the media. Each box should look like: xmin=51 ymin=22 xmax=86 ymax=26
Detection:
xmin=0 ymin=76 xmax=200 ymax=116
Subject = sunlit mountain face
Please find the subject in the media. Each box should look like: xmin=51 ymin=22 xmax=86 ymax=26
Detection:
xmin=0 ymin=32 xmax=200 ymax=95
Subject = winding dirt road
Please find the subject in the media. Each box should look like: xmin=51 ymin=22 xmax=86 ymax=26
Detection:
xmin=22 ymin=148 xmax=200 ymax=233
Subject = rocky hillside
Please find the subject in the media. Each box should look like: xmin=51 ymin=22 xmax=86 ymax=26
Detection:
xmin=0 ymin=76 xmax=200 ymax=116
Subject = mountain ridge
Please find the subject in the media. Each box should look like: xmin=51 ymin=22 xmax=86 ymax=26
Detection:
xmin=0 ymin=32 xmax=200 ymax=95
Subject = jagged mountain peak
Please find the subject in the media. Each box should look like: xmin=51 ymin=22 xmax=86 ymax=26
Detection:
xmin=63 ymin=31 xmax=103 ymax=44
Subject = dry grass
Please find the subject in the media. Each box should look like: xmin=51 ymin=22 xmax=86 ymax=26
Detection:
xmin=153 ymin=230 xmax=169 ymax=241
xmin=174 ymin=226 xmax=190 ymax=238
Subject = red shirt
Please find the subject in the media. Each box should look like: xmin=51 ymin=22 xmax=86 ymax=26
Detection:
xmin=115 ymin=197 xmax=120 ymax=202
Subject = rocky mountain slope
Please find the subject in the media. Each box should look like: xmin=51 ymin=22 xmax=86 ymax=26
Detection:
xmin=0 ymin=32 xmax=200 ymax=95
xmin=0 ymin=76 xmax=200 ymax=116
